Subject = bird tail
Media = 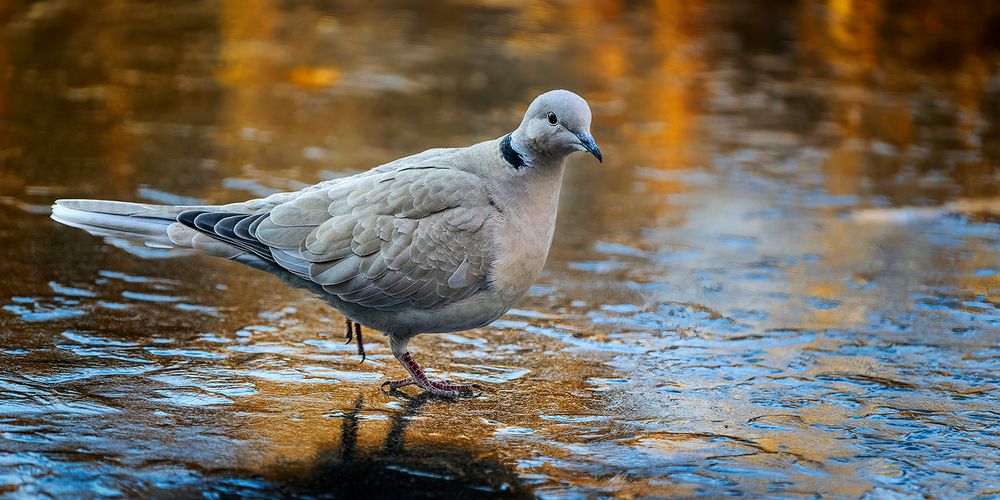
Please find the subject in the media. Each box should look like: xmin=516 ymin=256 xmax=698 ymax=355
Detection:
xmin=51 ymin=199 xmax=220 ymax=250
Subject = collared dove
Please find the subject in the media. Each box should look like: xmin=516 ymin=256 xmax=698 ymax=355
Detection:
xmin=51 ymin=89 xmax=602 ymax=397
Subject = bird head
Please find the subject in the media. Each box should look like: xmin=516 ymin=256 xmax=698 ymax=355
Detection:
xmin=511 ymin=89 xmax=602 ymax=165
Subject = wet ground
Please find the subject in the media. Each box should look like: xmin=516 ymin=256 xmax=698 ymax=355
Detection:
xmin=1 ymin=0 xmax=999 ymax=497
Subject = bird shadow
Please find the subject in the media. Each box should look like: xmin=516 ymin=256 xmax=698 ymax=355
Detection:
xmin=261 ymin=393 xmax=528 ymax=499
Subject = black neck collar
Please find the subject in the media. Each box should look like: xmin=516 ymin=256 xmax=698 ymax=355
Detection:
xmin=500 ymin=134 xmax=529 ymax=170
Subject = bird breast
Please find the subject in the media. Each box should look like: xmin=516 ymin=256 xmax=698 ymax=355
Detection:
xmin=487 ymin=166 xmax=566 ymax=304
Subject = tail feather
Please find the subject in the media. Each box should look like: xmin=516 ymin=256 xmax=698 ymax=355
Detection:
xmin=54 ymin=199 xmax=219 ymax=218
xmin=51 ymin=199 xmax=220 ymax=249
xmin=50 ymin=199 xmax=280 ymax=266
xmin=51 ymin=198 xmax=317 ymax=290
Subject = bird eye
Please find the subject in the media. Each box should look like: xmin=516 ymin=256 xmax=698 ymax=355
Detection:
xmin=547 ymin=112 xmax=558 ymax=125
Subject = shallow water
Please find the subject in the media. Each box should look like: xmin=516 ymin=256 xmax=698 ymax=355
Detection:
xmin=1 ymin=1 xmax=999 ymax=497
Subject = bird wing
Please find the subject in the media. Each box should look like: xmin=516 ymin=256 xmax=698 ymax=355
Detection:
xmin=190 ymin=165 xmax=496 ymax=311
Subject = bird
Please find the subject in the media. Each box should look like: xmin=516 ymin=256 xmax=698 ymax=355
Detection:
xmin=51 ymin=89 xmax=602 ymax=397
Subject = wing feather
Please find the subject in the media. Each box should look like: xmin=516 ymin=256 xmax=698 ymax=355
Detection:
xmin=274 ymin=166 xmax=494 ymax=311
xmin=178 ymin=162 xmax=495 ymax=312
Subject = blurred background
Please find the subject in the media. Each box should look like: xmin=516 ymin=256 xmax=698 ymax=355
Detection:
xmin=0 ymin=0 xmax=998 ymax=497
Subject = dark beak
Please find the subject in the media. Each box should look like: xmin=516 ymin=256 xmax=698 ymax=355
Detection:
xmin=576 ymin=132 xmax=603 ymax=163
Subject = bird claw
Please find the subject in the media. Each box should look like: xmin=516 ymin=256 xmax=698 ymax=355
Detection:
xmin=422 ymin=385 xmax=475 ymax=398
xmin=437 ymin=380 xmax=482 ymax=395
xmin=430 ymin=381 xmax=481 ymax=398
xmin=381 ymin=377 xmax=415 ymax=392
xmin=380 ymin=376 xmax=481 ymax=398
xmin=386 ymin=352 xmax=481 ymax=398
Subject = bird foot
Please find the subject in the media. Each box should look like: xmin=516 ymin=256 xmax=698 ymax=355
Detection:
xmin=380 ymin=377 xmax=481 ymax=398
xmin=382 ymin=350 xmax=481 ymax=397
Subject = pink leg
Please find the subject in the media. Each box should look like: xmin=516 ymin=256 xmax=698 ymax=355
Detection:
xmin=381 ymin=337 xmax=480 ymax=397
xmin=344 ymin=319 xmax=366 ymax=363
xmin=354 ymin=322 xmax=365 ymax=363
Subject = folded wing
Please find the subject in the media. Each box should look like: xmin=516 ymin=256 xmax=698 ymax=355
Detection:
xmin=181 ymin=166 xmax=495 ymax=311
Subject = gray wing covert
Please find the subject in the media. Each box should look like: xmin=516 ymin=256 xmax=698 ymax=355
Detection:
xmin=254 ymin=167 xmax=494 ymax=311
